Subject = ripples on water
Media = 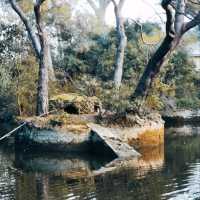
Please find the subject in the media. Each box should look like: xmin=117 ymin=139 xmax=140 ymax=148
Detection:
xmin=1 ymin=126 xmax=200 ymax=200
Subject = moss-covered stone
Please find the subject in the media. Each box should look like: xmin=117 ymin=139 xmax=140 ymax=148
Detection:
xmin=49 ymin=93 xmax=102 ymax=114
xmin=20 ymin=113 xmax=90 ymax=134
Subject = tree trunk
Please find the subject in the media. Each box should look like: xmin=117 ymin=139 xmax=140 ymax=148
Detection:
xmin=34 ymin=1 xmax=49 ymax=116
xmin=131 ymin=0 xmax=200 ymax=101
xmin=112 ymin=0 xmax=127 ymax=88
xmin=9 ymin=0 xmax=50 ymax=116
xmin=113 ymin=19 xmax=127 ymax=87
xmin=36 ymin=51 xmax=49 ymax=116
xmin=131 ymin=0 xmax=183 ymax=101
xmin=132 ymin=36 xmax=180 ymax=99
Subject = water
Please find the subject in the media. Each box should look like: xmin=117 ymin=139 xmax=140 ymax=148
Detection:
xmin=1 ymin=126 xmax=200 ymax=200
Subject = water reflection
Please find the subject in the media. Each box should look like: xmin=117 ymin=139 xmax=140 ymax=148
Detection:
xmin=1 ymin=126 xmax=200 ymax=199
xmin=15 ymin=151 xmax=113 ymax=177
xmin=0 ymin=147 xmax=16 ymax=200
xmin=13 ymin=146 xmax=165 ymax=200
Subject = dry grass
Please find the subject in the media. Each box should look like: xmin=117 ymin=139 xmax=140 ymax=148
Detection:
xmin=19 ymin=113 xmax=90 ymax=134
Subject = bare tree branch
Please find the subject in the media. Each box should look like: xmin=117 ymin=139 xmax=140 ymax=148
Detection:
xmin=162 ymin=0 xmax=175 ymax=38
xmin=102 ymin=0 xmax=111 ymax=9
xmin=9 ymin=0 xmax=41 ymax=58
xmin=111 ymin=0 xmax=117 ymax=7
xmin=183 ymin=11 xmax=200 ymax=33
xmin=87 ymin=0 xmax=98 ymax=13
xmin=34 ymin=0 xmax=55 ymax=81
xmin=141 ymin=0 xmax=165 ymax=24
xmin=188 ymin=0 xmax=200 ymax=5
xmin=175 ymin=0 xmax=186 ymax=35
xmin=34 ymin=0 xmax=45 ymax=49
xmin=132 ymin=0 xmax=200 ymax=101
xmin=130 ymin=19 xmax=162 ymax=45
xmin=118 ymin=0 xmax=126 ymax=12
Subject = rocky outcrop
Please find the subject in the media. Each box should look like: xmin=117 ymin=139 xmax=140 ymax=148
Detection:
xmin=15 ymin=113 xmax=164 ymax=158
xmin=94 ymin=113 xmax=165 ymax=149
xmin=49 ymin=93 xmax=102 ymax=114
xmin=89 ymin=123 xmax=141 ymax=158
xmin=16 ymin=125 xmax=91 ymax=152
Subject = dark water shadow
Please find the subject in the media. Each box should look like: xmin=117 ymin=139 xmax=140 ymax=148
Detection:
xmin=14 ymin=150 xmax=115 ymax=177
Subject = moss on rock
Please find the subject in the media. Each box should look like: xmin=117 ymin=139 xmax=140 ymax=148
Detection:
xmin=20 ymin=113 xmax=90 ymax=134
xmin=49 ymin=93 xmax=102 ymax=114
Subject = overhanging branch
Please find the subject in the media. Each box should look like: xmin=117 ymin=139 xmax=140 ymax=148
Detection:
xmin=183 ymin=11 xmax=200 ymax=33
xmin=118 ymin=0 xmax=126 ymax=12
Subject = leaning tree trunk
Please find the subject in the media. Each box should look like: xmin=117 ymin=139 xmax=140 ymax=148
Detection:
xmin=112 ymin=0 xmax=127 ymax=88
xmin=131 ymin=0 xmax=187 ymax=101
xmin=132 ymin=36 xmax=180 ymax=99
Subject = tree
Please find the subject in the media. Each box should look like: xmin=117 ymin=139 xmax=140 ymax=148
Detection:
xmin=87 ymin=0 xmax=111 ymax=31
xmin=9 ymin=0 xmax=50 ymax=115
xmin=111 ymin=0 xmax=127 ymax=87
xmin=132 ymin=0 xmax=200 ymax=101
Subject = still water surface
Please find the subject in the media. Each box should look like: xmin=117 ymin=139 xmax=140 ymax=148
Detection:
xmin=1 ymin=126 xmax=200 ymax=200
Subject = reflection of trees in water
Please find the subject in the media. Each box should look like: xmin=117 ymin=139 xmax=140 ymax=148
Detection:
xmin=2 ymin=130 xmax=200 ymax=200
xmin=15 ymin=174 xmax=38 ymax=200
xmin=13 ymin=145 xmax=165 ymax=200
xmin=163 ymin=134 xmax=200 ymax=198
xmin=166 ymin=134 xmax=200 ymax=171
xmin=0 ymin=148 xmax=16 ymax=200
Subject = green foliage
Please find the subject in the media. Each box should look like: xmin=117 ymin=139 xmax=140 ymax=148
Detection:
xmin=14 ymin=56 xmax=38 ymax=116
xmin=1 ymin=16 xmax=200 ymax=120
xmin=163 ymin=50 xmax=200 ymax=109
xmin=0 ymin=64 xmax=12 ymax=93
xmin=0 ymin=63 xmax=16 ymax=121
xmin=59 ymin=21 xmax=148 ymax=85
xmin=70 ymin=75 xmax=133 ymax=113
xmin=176 ymin=98 xmax=200 ymax=109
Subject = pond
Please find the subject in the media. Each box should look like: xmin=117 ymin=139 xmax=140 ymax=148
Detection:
xmin=1 ymin=125 xmax=200 ymax=200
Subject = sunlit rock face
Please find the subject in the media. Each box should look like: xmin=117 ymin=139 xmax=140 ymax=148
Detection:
xmin=15 ymin=126 xmax=91 ymax=153
xmin=94 ymin=112 xmax=165 ymax=148
xmin=91 ymin=122 xmax=165 ymax=149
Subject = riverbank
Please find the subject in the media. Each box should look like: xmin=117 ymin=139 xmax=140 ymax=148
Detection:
xmin=15 ymin=112 xmax=164 ymax=158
